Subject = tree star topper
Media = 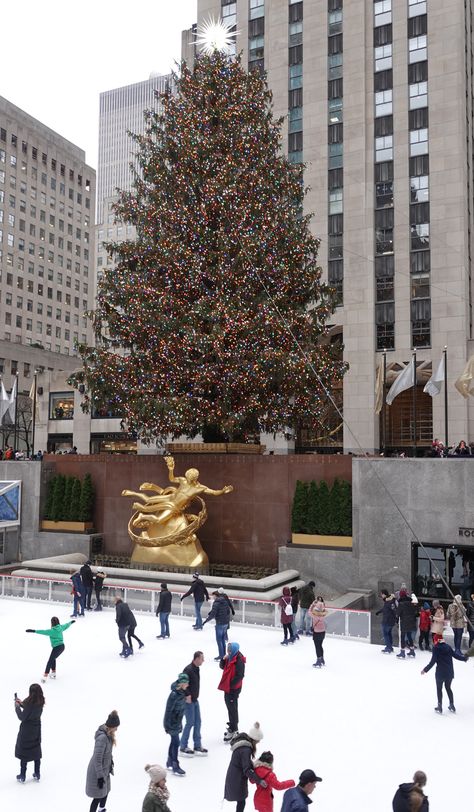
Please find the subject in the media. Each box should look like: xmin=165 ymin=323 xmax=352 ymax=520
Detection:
xmin=193 ymin=16 xmax=237 ymax=55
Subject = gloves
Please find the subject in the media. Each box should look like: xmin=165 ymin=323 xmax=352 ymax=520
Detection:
xmin=70 ymin=620 xmax=76 ymax=624
xmin=202 ymin=620 xmax=207 ymax=626
xmin=26 ymin=629 xmax=35 ymax=633
xmin=259 ymin=780 xmax=268 ymax=788
xmin=180 ymin=597 xmax=184 ymax=602
xmin=97 ymin=777 xmax=104 ymax=790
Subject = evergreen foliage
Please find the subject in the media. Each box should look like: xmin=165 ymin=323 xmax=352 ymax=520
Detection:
xmin=79 ymin=473 xmax=95 ymax=522
xmin=291 ymin=477 xmax=352 ymax=536
xmin=43 ymin=474 xmax=95 ymax=524
xmin=306 ymin=480 xmax=320 ymax=534
xmin=291 ymin=480 xmax=309 ymax=533
xmin=62 ymin=477 xmax=73 ymax=521
xmin=70 ymin=478 xmax=82 ymax=522
xmin=50 ymin=475 xmax=65 ymax=522
xmin=44 ymin=475 xmax=58 ymax=520
xmin=317 ymin=481 xmax=331 ymax=534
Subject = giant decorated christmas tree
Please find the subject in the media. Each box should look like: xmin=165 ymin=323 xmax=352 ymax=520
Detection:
xmin=74 ymin=45 xmax=346 ymax=443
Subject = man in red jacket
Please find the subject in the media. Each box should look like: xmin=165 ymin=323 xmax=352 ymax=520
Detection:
xmin=218 ymin=641 xmax=245 ymax=741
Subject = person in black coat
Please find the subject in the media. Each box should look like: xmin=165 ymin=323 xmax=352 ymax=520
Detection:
xmin=71 ymin=570 xmax=85 ymax=617
xmin=80 ymin=560 xmax=95 ymax=610
xmin=224 ymin=723 xmax=267 ymax=812
xmin=156 ymin=583 xmax=173 ymax=639
xmin=421 ymin=637 xmax=467 ymax=713
xmin=14 ymin=683 xmax=45 ymax=782
xmin=163 ymin=673 xmax=189 ymax=776
xmin=114 ymin=597 xmax=138 ymax=657
xmin=94 ymin=571 xmax=106 ymax=611
xmin=180 ymin=573 xmax=209 ymax=630
xmin=203 ymin=593 xmax=231 ymax=660
xmin=376 ymin=590 xmax=397 ymax=653
xmin=392 ymin=770 xmax=429 ymax=812
xmin=396 ymin=591 xmax=418 ymax=658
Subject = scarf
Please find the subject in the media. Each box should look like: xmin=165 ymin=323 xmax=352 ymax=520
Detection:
xmin=149 ymin=782 xmax=171 ymax=803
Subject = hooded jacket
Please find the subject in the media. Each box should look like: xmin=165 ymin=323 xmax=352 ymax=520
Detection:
xmin=115 ymin=600 xmax=136 ymax=628
xmin=309 ymin=599 xmax=327 ymax=633
xmin=376 ymin=594 xmax=397 ymax=627
xmin=218 ymin=647 xmax=246 ymax=693
xmin=163 ymin=681 xmax=187 ymax=735
xmin=85 ymin=725 xmax=114 ymax=799
xmin=392 ymin=782 xmax=429 ymax=812
xmin=205 ymin=595 xmax=231 ymax=626
xmin=224 ymin=733 xmax=263 ymax=802
xmin=253 ymin=760 xmax=295 ymax=812
xmin=397 ymin=595 xmax=418 ymax=633
xmin=279 ymin=587 xmax=293 ymax=625
xmin=447 ymin=598 xmax=465 ymax=629
xmin=298 ymin=584 xmax=315 ymax=609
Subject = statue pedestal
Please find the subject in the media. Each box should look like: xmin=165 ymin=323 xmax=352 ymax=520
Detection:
xmin=131 ymin=539 xmax=209 ymax=569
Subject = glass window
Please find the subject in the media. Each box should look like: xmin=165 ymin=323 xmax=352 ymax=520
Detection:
xmin=375 ymin=134 xmax=393 ymax=162
xmin=374 ymin=0 xmax=392 ymax=27
xmin=328 ymin=53 xmax=343 ymax=80
xmin=410 ymin=175 xmax=429 ymax=202
xmin=329 ymin=188 xmax=343 ymax=214
xmin=411 ymin=273 xmax=430 ymax=299
xmin=375 ymin=44 xmax=392 ymax=72
xmin=409 ymin=35 xmax=427 ymax=63
xmin=411 ymin=222 xmax=430 ymax=250
xmin=408 ymin=0 xmax=426 ymax=16
xmin=289 ymin=63 xmax=303 ymax=89
xmin=375 ymin=227 xmax=393 ymax=254
xmin=375 ymin=89 xmax=392 ymax=117
xmin=409 ymin=81 xmax=427 ymax=109
xmin=49 ymin=391 xmax=74 ymax=420
xmin=289 ymin=106 xmax=303 ymax=132
xmin=328 ymin=97 xmax=343 ymax=124
xmin=376 ymin=323 xmax=394 ymax=350
xmin=376 ymin=181 xmax=394 ymax=208
xmin=328 ymin=10 xmax=342 ymax=35
xmin=329 ymin=142 xmax=343 ymax=169
xmin=412 ymin=319 xmax=430 ymax=347
xmin=409 ymin=128 xmax=428 ymax=156
xmin=289 ymin=21 xmax=303 ymax=45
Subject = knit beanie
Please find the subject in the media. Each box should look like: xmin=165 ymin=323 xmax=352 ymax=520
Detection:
xmin=105 ymin=710 xmax=120 ymax=728
xmin=399 ymin=589 xmax=407 ymax=598
xmin=455 ymin=594 xmax=463 ymax=603
xmin=145 ymin=764 xmax=167 ymax=784
xmin=218 ymin=587 xmax=225 ymax=594
xmin=176 ymin=673 xmax=189 ymax=685
xmin=248 ymin=721 xmax=263 ymax=742
xmin=423 ymin=602 xmax=430 ymax=609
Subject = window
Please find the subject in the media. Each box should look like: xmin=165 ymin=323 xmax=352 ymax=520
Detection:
xmin=289 ymin=63 xmax=303 ymax=89
xmin=409 ymin=35 xmax=427 ymax=64
xmin=409 ymin=128 xmax=428 ymax=156
xmin=410 ymin=250 xmax=430 ymax=273
xmin=49 ymin=392 xmax=74 ymax=420
xmin=328 ymin=10 xmax=342 ymax=35
xmin=289 ymin=106 xmax=303 ymax=133
xmin=412 ymin=320 xmax=430 ymax=347
xmin=409 ymin=0 xmax=426 ymax=17
xmin=328 ymin=53 xmax=343 ymax=80
xmin=410 ymin=175 xmax=429 ymax=202
xmin=289 ymin=20 xmax=303 ymax=45
xmin=411 ymin=273 xmax=430 ymax=299
xmin=409 ymin=81 xmax=427 ymax=110
xmin=375 ymin=134 xmax=393 ymax=162
xmin=375 ymin=44 xmax=392 ymax=72
xmin=377 ymin=323 xmax=395 ymax=350
xmin=411 ymin=222 xmax=429 ymax=250
xmin=376 ymin=181 xmax=393 ymax=208
xmin=375 ymin=89 xmax=392 ymax=117
xmin=329 ymin=141 xmax=343 ymax=168
xmin=375 ymin=227 xmax=393 ymax=254
xmin=329 ymin=97 xmax=343 ymax=123
xmin=376 ymin=275 xmax=394 ymax=302
xmin=374 ymin=0 xmax=391 ymax=27
xmin=329 ymin=188 xmax=343 ymax=214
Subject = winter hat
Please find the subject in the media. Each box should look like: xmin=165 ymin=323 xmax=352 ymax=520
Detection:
xmin=455 ymin=594 xmax=463 ymax=603
xmin=176 ymin=672 xmax=189 ymax=685
xmin=145 ymin=764 xmax=166 ymax=784
xmin=299 ymin=769 xmax=323 ymax=785
xmin=193 ymin=572 xmax=200 ymax=579
xmin=258 ymin=751 xmax=274 ymax=765
xmin=227 ymin=642 xmax=240 ymax=659
xmin=432 ymin=599 xmax=440 ymax=608
xmin=399 ymin=589 xmax=408 ymax=598
xmin=423 ymin=602 xmax=430 ymax=609
xmin=218 ymin=587 xmax=225 ymax=594
xmin=309 ymin=581 xmax=316 ymax=587
xmin=248 ymin=721 xmax=263 ymax=742
xmin=105 ymin=710 xmax=120 ymax=728
xmin=161 ymin=583 xmax=167 ymax=589
xmin=411 ymin=593 xmax=418 ymax=604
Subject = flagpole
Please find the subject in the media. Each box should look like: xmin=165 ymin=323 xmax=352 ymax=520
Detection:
xmin=382 ymin=349 xmax=387 ymax=454
xmin=412 ymin=350 xmax=417 ymax=457
xmin=12 ymin=372 xmax=19 ymax=453
xmin=31 ymin=370 xmax=38 ymax=459
xmin=443 ymin=346 xmax=448 ymax=450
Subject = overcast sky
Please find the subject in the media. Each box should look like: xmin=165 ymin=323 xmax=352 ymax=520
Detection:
xmin=2 ymin=0 xmax=197 ymax=171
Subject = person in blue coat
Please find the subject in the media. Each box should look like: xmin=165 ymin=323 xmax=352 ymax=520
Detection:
xmin=281 ymin=769 xmax=322 ymax=811
xmin=421 ymin=636 xmax=467 ymax=713
xmin=70 ymin=571 xmax=85 ymax=617
xmin=163 ymin=673 xmax=189 ymax=776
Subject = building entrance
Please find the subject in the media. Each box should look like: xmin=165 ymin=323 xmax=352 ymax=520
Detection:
xmin=412 ymin=543 xmax=474 ymax=603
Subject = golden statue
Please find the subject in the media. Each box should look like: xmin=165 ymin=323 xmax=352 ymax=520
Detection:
xmin=122 ymin=456 xmax=233 ymax=568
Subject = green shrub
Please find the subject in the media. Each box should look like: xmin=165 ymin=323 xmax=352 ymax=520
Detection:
xmin=315 ymin=480 xmax=331 ymax=534
xmin=80 ymin=473 xmax=95 ymax=522
xmin=339 ymin=479 xmax=352 ymax=535
xmin=51 ymin=475 xmax=66 ymax=522
xmin=291 ymin=480 xmax=309 ymax=533
xmin=70 ymin=477 xmax=82 ymax=522
xmin=306 ymin=480 xmax=320 ymax=534
xmin=62 ymin=476 xmax=73 ymax=521
xmin=44 ymin=475 xmax=58 ymax=520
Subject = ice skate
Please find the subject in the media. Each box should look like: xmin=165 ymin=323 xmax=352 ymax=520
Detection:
xmin=50 ymin=671 xmax=56 ymax=679
xmin=194 ymin=746 xmax=208 ymax=755
xmin=313 ymin=658 xmax=322 ymax=668
xmin=448 ymin=704 xmax=456 ymax=713
xmin=171 ymin=762 xmax=186 ymax=776
xmin=224 ymin=729 xmax=235 ymax=742
xmin=33 ymin=772 xmax=40 ymax=781
xmin=16 ymin=774 xmax=25 ymax=783
xmin=396 ymin=650 xmax=405 ymax=659
xmin=407 ymin=648 xmax=416 ymax=658
xmin=434 ymin=704 xmax=443 ymax=714
xmin=179 ymin=747 xmax=194 ymax=756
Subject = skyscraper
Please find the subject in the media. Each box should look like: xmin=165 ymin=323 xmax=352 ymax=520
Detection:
xmin=194 ymin=0 xmax=474 ymax=452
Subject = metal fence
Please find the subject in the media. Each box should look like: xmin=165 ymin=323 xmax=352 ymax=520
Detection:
xmin=0 ymin=574 xmax=371 ymax=643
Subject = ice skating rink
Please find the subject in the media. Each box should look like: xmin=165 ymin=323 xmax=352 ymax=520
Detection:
xmin=2 ymin=597 xmax=472 ymax=811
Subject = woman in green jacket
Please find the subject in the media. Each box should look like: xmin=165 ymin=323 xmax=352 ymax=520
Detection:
xmin=142 ymin=764 xmax=172 ymax=812
xmin=26 ymin=615 xmax=75 ymax=682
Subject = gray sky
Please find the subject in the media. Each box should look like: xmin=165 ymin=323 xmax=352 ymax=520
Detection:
xmin=3 ymin=0 xmax=197 ymax=171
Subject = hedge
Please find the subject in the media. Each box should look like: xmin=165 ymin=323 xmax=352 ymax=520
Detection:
xmin=291 ymin=478 xmax=352 ymax=536
xmin=43 ymin=473 xmax=95 ymax=523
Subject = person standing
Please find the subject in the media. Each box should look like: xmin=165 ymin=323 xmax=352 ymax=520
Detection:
xmin=85 ymin=710 xmax=120 ymax=812
xmin=430 ymin=600 xmax=445 ymax=645
xmin=14 ymin=683 xmax=44 ymax=783
xmin=376 ymin=589 xmax=397 ymax=653
xmin=179 ymin=650 xmax=208 ymax=757
xmin=142 ymin=764 xmax=172 ymax=812
xmin=203 ymin=590 xmax=231 ymax=659
xmin=421 ymin=636 xmax=467 ymax=713
xmin=94 ymin=570 xmax=106 ymax=611
xmin=224 ymin=722 xmax=267 ymax=812
xmin=70 ymin=569 xmax=85 ymax=617
xmin=219 ymin=642 xmax=246 ymax=741
xmin=180 ymin=572 xmax=209 ymax=630
xmin=279 ymin=587 xmax=295 ymax=645
xmin=396 ymin=590 xmax=418 ymax=658
xmin=309 ymin=596 xmax=328 ymax=667
xmin=466 ymin=592 xmax=474 ymax=647
xmin=290 ymin=587 xmax=300 ymax=642
xmin=447 ymin=594 xmax=465 ymax=654
xmin=392 ymin=770 xmax=429 ymax=811
xmin=418 ymin=602 xmax=432 ymax=652
xmin=297 ymin=581 xmax=316 ymax=636
xmin=281 ymin=769 xmax=322 ymax=812
xmin=253 ymin=751 xmax=295 ymax=812
xmin=217 ymin=586 xmax=235 ymax=644
xmin=114 ymin=597 xmax=136 ymax=658
xmin=26 ymin=615 xmax=75 ymax=682
xmin=156 ymin=583 xmax=172 ymax=639
xmin=163 ymin=673 xmax=189 ymax=776
xmin=80 ymin=560 xmax=95 ymax=611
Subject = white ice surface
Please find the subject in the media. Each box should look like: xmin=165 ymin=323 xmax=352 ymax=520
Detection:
xmin=2 ymin=598 xmax=472 ymax=811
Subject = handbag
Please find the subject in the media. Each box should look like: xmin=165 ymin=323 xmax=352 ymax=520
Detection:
xmin=284 ymin=601 xmax=293 ymax=617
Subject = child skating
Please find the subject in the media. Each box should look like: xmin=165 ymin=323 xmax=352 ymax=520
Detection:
xmin=26 ymin=615 xmax=75 ymax=682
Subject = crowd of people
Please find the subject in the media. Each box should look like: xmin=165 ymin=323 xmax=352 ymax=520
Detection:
xmin=429 ymin=438 xmax=474 ymax=457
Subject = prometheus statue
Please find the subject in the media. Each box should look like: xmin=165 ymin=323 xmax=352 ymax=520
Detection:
xmin=122 ymin=456 xmax=233 ymax=568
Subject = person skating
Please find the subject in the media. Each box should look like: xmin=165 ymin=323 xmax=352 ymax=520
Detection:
xmin=70 ymin=569 xmax=85 ymax=617
xmin=86 ymin=710 xmax=120 ymax=812
xmin=253 ymin=751 xmax=295 ymax=812
xmin=392 ymin=770 xmax=429 ymax=812
xmin=180 ymin=572 xmax=209 ymax=630
xmin=224 ymin=722 xmax=267 ymax=812
xmin=114 ymin=596 xmax=141 ymax=657
xmin=156 ymin=583 xmax=172 ymax=639
xmin=219 ymin=642 xmax=246 ymax=741
xmin=26 ymin=615 xmax=75 ymax=681
xmin=297 ymin=581 xmax=316 ymax=636
xmin=14 ymin=683 xmax=44 ymax=783
xmin=163 ymin=672 xmax=189 ymax=776
xmin=179 ymin=650 xmax=207 ymax=757
xmin=290 ymin=587 xmax=300 ymax=641
xmin=216 ymin=585 xmax=235 ymax=644
xmin=430 ymin=600 xmax=445 ymax=645
xmin=376 ymin=589 xmax=397 ymax=653
xmin=80 ymin=559 xmax=95 ymax=610
xmin=203 ymin=590 xmax=231 ymax=659
xmin=309 ymin=595 xmax=328 ymax=667
xmin=421 ymin=635 xmax=467 ymax=713
xmin=281 ymin=769 xmax=322 ymax=812
xmin=94 ymin=570 xmax=106 ymax=611
xmin=466 ymin=592 xmax=474 ymax=647
xmin=447 ymin=594 xmax=465 ymax=654
xmin=142 ymin=764 xmax=172 ymax=812
xmin=127 ymin=610 xmax=144 ymax=653
xmin=279 ymin=587 xmax=296 ymax=645
xmin=396 ymin=590 xmax=418 ymax=658
xmin=418 ymin=602 xmax=432 ymax=652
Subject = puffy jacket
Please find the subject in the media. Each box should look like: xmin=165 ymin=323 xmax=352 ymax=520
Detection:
xmin=422 ymin=641 xmax=466 ymax=680
xmin=376 ymin=595 xmax=397 ymax=627
xmin=253 ymin=761 xmax=295 ymax=812
xmin=115 ymin=600 xmax=136 ymax=627
xmin=182 ymin=578 xmax=209 ymax=603
xmin=85 ymin=725 xmax=114 ymax=799
xmin=419 ymin=608 xmax=431 ymax=632
xmin=15 ymin=701 xmax=43 ymax=761
xmin=298 ymin=584 xmax=315 ymax=609
xmin=447 ymin=600 xmax=465 ymax=629
xmin=163 ymin=681 xmax=187 ymax=735
xmin=156 ymin=589 xmax=172 ymax=614
xmin=218 ymin=651 xmax=246 ymax=693
xmin=204 ymin=595 xmax=231 ymax=626
xmin=397 ymin=596 xmax=418 ymax=633
xmin=392 ymin=782 xmax=429 ymax=812
xmin=309 ymin=600 xmax=327 ymax=633
xmin=35 ymin=621 xmax=72 ymax=648
xmin=224 ymin=734 xmax=263 ymax=802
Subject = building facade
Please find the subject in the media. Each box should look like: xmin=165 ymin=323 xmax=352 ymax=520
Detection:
xmin=194 ymin=0 xmax=474 ymax=453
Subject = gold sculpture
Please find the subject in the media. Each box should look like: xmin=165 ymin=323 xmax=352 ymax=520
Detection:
xmin=122 ymin=456 xmax=233 ymax=568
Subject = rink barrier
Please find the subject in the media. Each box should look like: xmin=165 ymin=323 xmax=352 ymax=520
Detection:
xmin=0 ymin=574 xmax=371 ymax=643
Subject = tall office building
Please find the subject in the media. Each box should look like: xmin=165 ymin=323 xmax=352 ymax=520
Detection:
xmin=0 ymin=96 xmax=95 ymax=400
xmin=194 ymin=0 xmax=474 ymax=452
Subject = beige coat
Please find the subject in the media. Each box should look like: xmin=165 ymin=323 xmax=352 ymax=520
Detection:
xmin=447 ymin=601 xmax=465 ymax=630
xmin=431 ymin=607 xmax=445 ymax=635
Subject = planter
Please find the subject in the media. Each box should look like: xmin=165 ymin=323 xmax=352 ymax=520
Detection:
xmin=291 ymin=533 xmax=352 ymax=550
xmin=41 ymin=520 xmax=94 ymax=533
xmin=167 ymin=442 xmax=265 ymax=454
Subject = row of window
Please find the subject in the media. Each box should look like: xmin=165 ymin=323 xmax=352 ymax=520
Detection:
xmin=0 ymin=250 xmax=88 ymax=278
xmin=249 ymin=0 xmax=264 ymax=71
xmin=288 ymin=1 xmax=303 ymax=163
xmin=0 ymin=128 xmax=91 ymax=188
xmin=0 ymin=269 xmax=87 ymax=306
xmin=1 ymin=313 xmax=86 ymax=342
xmin=0 ymin=150 xmax=91 ymax=205
xmin=328 ymin=0 xmax=343 ymax=304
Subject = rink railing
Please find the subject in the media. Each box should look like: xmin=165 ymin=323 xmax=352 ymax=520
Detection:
xmin=0 ymin=574 xmax=371 ymax=643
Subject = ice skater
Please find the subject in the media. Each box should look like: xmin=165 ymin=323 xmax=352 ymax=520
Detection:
xmin=14 ymin=683 xmax=44 ymax=783
xmin=25 ymin=615 xmax=75 ymax=682
xmin=376 ymin=589 xmax=397 ymax=653
xmin=203 ymin=590 xmax=231 ymax=659
xmin=180 ymin=572 xmax=209 ymax=630
xmin=156 ymin=583 xmax=172 ymax=639
xmin=94 ymin=570 xmax=106 ymax=611
xmin=309 ymin=595 xmax=328 ymax=667
xmin=179 ymin=650 xmax=208 ymax=757
xmin=114 ymin=596 xmax=142 ymax=657
xmin=431 ymin=599 xmax=445 ymax=645
xmin=224 ymin=722 xmax=267 ymax=812
xmin=421 ymin=636 xmax=467 ymax=713
xmin=70 ymin=569 xmax=85 ymax=617
xmin=86 ymin=710 xmax=120 ymax=812
xmin=142 ymin=764 xmax=172 ymax=812
xmin=219 ymin=642 xmax=246 ymax=741
xmin=163 ymin=672 xmax=189 ymax=776
xmin=279 ymin=587 xmax=295 ymax=645
xmin=396 ymin=590 xmax=418 ymax=658
xmin=418 ymin=602 xmax=432 ymax=652
xmin=253 ymin=751 xmax=295 ymax=812
xmin=80 ymin=559 xmax=95 ymax=610
xmin=392 ymin=770 xmax=428 ymax=811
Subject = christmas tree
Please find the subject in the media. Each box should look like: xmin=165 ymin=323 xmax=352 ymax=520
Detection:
xmin=74 ymin=48 xmax=346 ymax=442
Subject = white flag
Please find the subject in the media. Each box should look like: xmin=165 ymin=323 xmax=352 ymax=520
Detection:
xmin=0 ymin=381 xmax=9 ymax=422
xmin=6 ymin=377 xmax=17 ymax=422
xmin=386 ymin=358 xmax=415 ymax=405
xmin=424 ymin=356 xmax=445 ymax=397
xmin=454 ymin=355 xmax=474 ymax=399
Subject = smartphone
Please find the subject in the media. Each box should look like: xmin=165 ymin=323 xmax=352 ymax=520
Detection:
xmin=14 ymin=692 xmax=17 ymax=700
